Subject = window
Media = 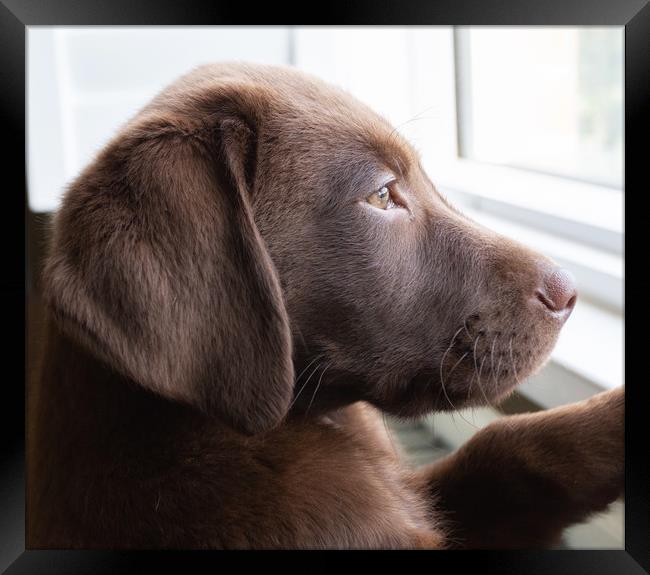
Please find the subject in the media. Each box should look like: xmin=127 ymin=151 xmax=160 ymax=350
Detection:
xmin=455 ymin=27 xmax=623 ymax=189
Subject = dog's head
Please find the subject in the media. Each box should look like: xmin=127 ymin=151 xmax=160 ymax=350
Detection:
xmin=43 ymin=63 xmax=576 ymax=434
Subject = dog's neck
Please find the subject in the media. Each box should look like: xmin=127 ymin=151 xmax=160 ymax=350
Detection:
xmin=32 ymin=319 xmax=370 ymax=468
xmin=287 ymin=380 xmax=364 ymax=421
xmin=287 ymin=348 xmax=371 ymax=420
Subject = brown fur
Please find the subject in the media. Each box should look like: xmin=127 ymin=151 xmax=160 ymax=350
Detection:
xmin=27 ymin=63 xmax=623 ymax=549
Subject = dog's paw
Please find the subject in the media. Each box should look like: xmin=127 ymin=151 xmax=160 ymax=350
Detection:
xmin=570 ymin=386 xmax=624 ymax=458
xmin=532 ymin=386 xmax=625 ymax=513
xmin=482 ymin=386 xmax=624 ymax=515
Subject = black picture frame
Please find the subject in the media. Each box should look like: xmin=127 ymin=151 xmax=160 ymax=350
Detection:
xmin=5 ymin=0 xmax=648 ymax=572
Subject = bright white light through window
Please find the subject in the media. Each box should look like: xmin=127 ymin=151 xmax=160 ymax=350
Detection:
xmin=456 ymin=27 xmax=623 ymax=189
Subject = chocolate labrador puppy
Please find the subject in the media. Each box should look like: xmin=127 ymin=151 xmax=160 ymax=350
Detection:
xmin=28 ymin=63 xmax=623 ymax=549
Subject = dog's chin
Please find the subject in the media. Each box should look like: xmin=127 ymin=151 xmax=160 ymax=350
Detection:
xmin=421 ymin=311 xmax=565 ymax=413
xmin=432 ymin=344 xmax=556 ymax=412
xmin=370 ymin=348 xmax=551 ymax=420
xmin=434 ymin=375 xmax=519 ymax=412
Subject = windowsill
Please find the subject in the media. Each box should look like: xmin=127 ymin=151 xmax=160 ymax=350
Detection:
xmin=519 ymin=303 xmax=622 ymax=411
xmin=431 ymin=159 xmax=623 ymax=245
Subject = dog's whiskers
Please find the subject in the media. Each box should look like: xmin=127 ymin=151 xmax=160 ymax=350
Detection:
xmin=463 ymin=319 xmax=474 ymax=340
xmin=289 ymin=355 xmax=325 ymax=410
xmin=438 ymin=326 xmax=465 ymax=411
xmin=387 ymin=106 xmax=444 ymax=144
xmin=493 ymin=355 xmax=503 ymax=388
xmin=466 ymin=372 xmax=476 ymax=401
xmin=474 ymin=355 xmax=496 ymax=410
xmin=471 ymin=332 xmax=481 ymax=383
xmin=489 ymin=337 xmax=499 ymax=392
xmin=305 ymin=362 xmax=333 ymax=417
xmin=472 ymin=336 xmax=490 ymax=408
xmin=477 ymin=354 xmax=485 ymax=385
xmin=508 ymin=337 xmax=522 ymax=386
xmin=446 ymin=352 xmax=468 ymax=379
xmin=439 ymin=330 xmax=479 ymax=429
xmin=294 ymin=353 xmax=325 ymax=383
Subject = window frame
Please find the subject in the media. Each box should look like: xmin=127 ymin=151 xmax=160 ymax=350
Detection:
xmin=452 ymin=26 xmax=624 ymax=192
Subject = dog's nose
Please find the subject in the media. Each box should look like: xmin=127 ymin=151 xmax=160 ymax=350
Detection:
xmin=535 ymin=267 xmax=577 ymax=316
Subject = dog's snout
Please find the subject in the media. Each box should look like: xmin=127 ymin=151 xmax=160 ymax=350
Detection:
xmin=535 ymin=267 xmax=577 ymax=316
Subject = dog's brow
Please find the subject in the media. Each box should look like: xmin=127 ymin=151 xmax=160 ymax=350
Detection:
xmin=375 ymin=141 xmax=417 ymax=184
xmin=327 ymin=157 xmax=391 ymax=204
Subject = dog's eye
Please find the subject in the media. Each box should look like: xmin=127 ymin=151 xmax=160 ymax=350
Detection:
xmin=367 ymin=184 xmax=397 ymax=210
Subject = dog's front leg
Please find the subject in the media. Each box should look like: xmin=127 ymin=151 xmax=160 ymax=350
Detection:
xmin=415 ymin=387 xmax=624 ymax=548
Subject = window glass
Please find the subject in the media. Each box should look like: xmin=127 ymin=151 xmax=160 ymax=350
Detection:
xmin=456 ymin=27 xmax=623 ymax=189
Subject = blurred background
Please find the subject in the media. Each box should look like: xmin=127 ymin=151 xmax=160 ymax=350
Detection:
xmin=26 ymin=26 xmax=624 ymax=548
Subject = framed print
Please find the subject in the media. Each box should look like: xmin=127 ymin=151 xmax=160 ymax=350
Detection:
xmin=5 ymin=0 xmax=648 ymax=571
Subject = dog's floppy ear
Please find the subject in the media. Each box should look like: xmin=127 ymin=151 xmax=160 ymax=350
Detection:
xmin=42 ymin=89 xmax=294 ymax=435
